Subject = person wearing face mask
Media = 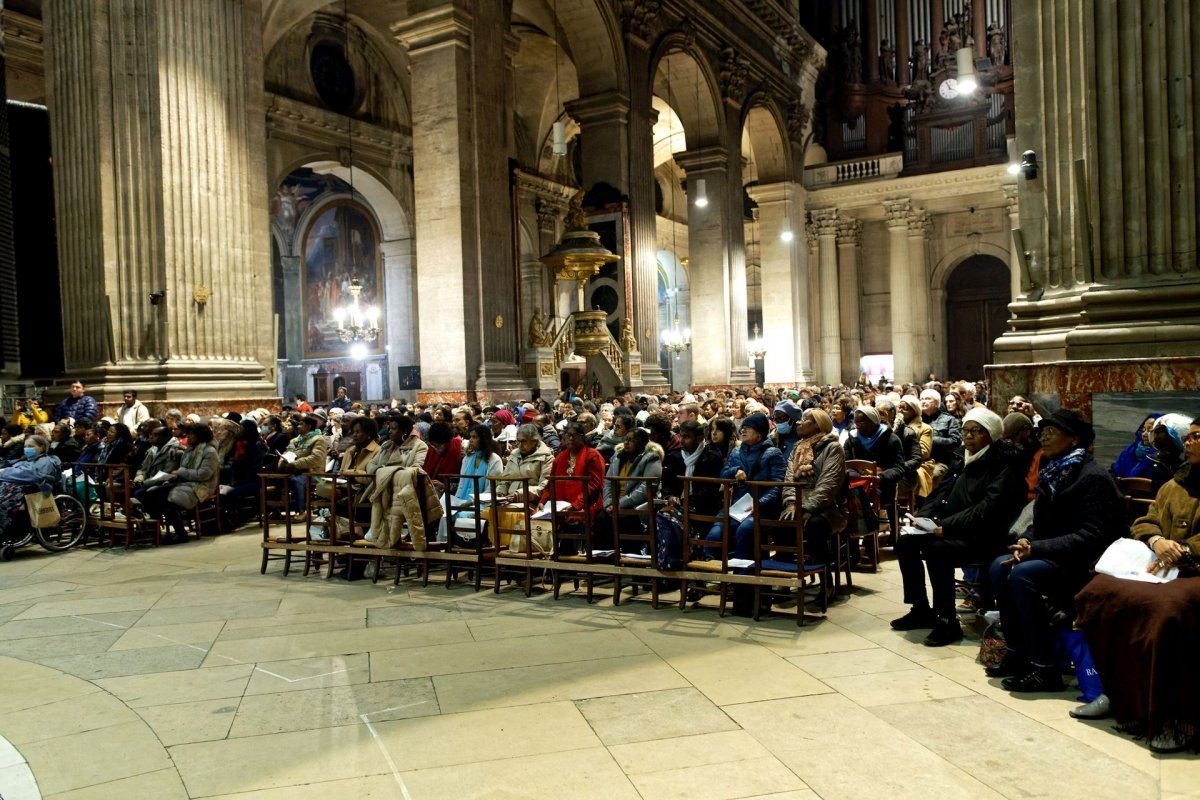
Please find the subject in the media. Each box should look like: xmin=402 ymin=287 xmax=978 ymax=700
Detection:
xmin=0 ymin=436 xmax=62 ymax=542
xmin=769 ymin=400 xmax=803 ymax=462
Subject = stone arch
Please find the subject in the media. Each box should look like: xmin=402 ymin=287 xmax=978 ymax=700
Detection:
xmin=741 ymin=97 xmax=791 ymax=185
xmin=649 ymin=45 xmax=725 ymax=149
xmin=511 ymin=0 xmax=627 ymax=96
xmin=930 ymin=241 xmax=1011 ymax=292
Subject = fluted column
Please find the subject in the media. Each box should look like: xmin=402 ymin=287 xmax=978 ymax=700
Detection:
xmin=748 ymin=181 xmax=808 ymax=384
xmin=381 ymin=238 xmax=417 ymax=397
xmin=395 ymin=1 xmax=520 ymax=394
xmin=906 ymin=209 xmax=932 ymax=379
xmin=280 ymin=255 xmax=305 ymax=401
xmin=812 ymin=208 xmax=841 ymax=384
xmin=836 ymin=217 xmax=863 ymax=381
xmin=805 ymin=222 xmax=821 ymax=383
xmin=1003 ymin=185 xmax=1022 ymax=299
xmin=883 ymin=198 xmax=913 ymax=382
xmin=675 ymin=146 xmax=734 ymax=386
xmin=43 ymin=0 xmax=274 ymax=400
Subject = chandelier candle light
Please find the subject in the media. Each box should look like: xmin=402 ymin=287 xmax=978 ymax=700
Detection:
xmin=333 ymin=278 xmax=379 ymax=360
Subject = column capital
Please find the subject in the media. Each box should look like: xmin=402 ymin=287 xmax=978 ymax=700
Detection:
xmin=672 ymin=145 xmax=730 ymax=175
xmin=837 ymin=216 xmax=862 ymax=246
xmin=907 ymin=208 xmax=932 ymax=238
xmin=392 ymin=4 xmax=472 ymax=54
xmin=564 ymin=91 xmax=631 ymax=126
xmin=1003 ymin=184 xmax=1020 ymax=214
xmin=810 ymin=207 xmax=840 ymax=237
xmin=883 ymin=197 xmax=911 ymax=227
xmin=805 ymin=222 xmax=820 ymax=250
xmin=745 ymin=180 xmax=802 ymax=205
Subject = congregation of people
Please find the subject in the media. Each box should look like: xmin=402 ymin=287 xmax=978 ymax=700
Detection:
xmin=0 ymin=374 xmax=1197 ymax=754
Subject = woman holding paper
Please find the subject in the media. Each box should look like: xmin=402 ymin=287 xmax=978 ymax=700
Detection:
xmin=890 ymin=406 xmax=1024 ymax=647
xmin=1073 ymin=417 xmax=1200 ymax=753
xmin=706 ymin=412 xmax=785 ymax=560
xmin=535 ymin=421 xmax=605 ymax=528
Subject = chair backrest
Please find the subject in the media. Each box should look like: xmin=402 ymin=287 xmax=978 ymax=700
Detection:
xmin=258 ymin=472 xmax=302 ymax=543
xmin=78 ymin=463 xmax=132 ymax=522
xmin=1116 ymin=476 xmax=1155 ymax=523
xmin=746 ymin=479 xmax=809 ymax=569
xmin=680 ymin=475 xmax=734 ymax=566
xmin=487 ymin=475 xmax=533 ymax=555
xmin=547 ymin=475 xmax=596 ymax=560
xmin=606 ymin=475 xmax=659 ymax=559
xmin=444 ymin=473 xmax=489 ymax=551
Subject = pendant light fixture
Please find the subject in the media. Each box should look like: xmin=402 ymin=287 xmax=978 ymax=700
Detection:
xmin=551 ymin=0 xmax=567 ymax=156
xmin=955 ymin=47 xmax=977 ymax=94
xmin=691 ymin=62 xmax=707 ymax=208
xmin=661 ymin=53 xmax=691 ymax=356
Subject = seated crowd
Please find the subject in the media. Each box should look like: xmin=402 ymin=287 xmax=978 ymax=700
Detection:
xmin=1 ymin=377 xmax=1198 ymax=753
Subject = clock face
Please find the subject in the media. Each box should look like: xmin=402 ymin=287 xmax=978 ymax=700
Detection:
xmin=939 ymin=79 xmax=959 ymax=99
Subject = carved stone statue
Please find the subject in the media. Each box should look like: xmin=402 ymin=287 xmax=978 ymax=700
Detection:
xmin=529 ymin=309 xmax=555 ymax=348
xmin=911 ymin=39 xmax=930 ymax=84
xmin=988 ymin=22 xmax=1007 ymax=67
xmin=620 ymin=318 xmax=638 ymax=352
xmin=842 ymin=25 xmax=863 ymax=84
xmin=564 ymin=191 xmax=589 ymax=231
xmin=879 ymin=39 xmax=896 ymax=83
xmin=270 ymin=184 xmax=309 ymax=238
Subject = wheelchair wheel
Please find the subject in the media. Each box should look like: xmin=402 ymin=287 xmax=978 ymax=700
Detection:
xmin=0 ymin=544 xmax=12 ymax=561
xmin=35 ymin=494 xmax=87 ymax=551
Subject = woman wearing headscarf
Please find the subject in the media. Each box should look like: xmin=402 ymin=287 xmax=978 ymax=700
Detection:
xmin=987 ymin=410 xmax=1124 ymax=692
xmin=891 ymin=407 xmax=1025 ymax=646
xmin=897 ymin=396 xmax=936 ymax=498
xmin=780 ymin=408 xmax=847 ymax=566
xmin=843 ymin=406 xmax=905 ymax=502
xmin=1111 ymin=413 xmax=1161 ymax=480
xmin=1148 ymin=413 xmax=1192 ymax=491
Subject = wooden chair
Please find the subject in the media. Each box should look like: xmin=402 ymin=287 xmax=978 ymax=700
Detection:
xmin=493 ymin=479 xmax=552 ymax=597
xmin=187 ymin=492 xmax=223 ymax=540
xmin=75 ymin=464 xmax=161 ymax=549
xmin=745 ymin=480 xmax=829 ymax=626
xmin=680 ymin=476 xmax=735 ymax=615
xmin=1116 ymin=476 xmax=1155 ymax=524
xmin=547 ymin=476 xmax=605 ymax=603
xmin=259 ymin=472 xmax=306 ymax=575
xmin=439 ymin=473 xmax=502 ymax=591
xmin=608 ymin=476 xmax=661 ymax=607
xmin=346 ymin=470 xmax=443 ymax=586
xmin=844 ymin=459 xmax=882 ymax=577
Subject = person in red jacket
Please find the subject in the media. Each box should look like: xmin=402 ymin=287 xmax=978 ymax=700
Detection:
xmin=537 ymin=421 xmax=606 ymax=530
xmin=422 ymin=421 xmax=463 ymax=493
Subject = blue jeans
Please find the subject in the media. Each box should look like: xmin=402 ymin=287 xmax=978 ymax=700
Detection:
xmin=289 ymin=474 xmax=310 ymax=513
xmin=705 ymin=515 xmax=756 ymax=560
xmin=988 ymin=554 xmax=1060 ymax=667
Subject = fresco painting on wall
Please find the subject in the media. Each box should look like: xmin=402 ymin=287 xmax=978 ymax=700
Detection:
xmin=302 ymin=201 xmax=384 ymax=359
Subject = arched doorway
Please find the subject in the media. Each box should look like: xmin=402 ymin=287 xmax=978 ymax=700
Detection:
xmin=945 ymin=256 xmax=1011 ymax=380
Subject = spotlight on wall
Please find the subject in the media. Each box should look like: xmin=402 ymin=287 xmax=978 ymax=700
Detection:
xmin=693 ymin=178 xmax=708 ymax=208
xmin=780 ymin=224 xmax=794 ymax=243
xmin=1018 ymin=149 xmax=1039 ymax=180
xmin=149 ymin=290 xmax=166 ymax=305
xmin=955 ymin=47 xmax=977 ymax=94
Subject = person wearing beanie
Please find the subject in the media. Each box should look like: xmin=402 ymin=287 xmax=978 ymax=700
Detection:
xmin=892 ymin=404 xmax=1027 ymax=646
xmin=769 ymin=399 xmax=804 ymax=462
xmin=781 ymin=408 xmax=848 ymax=569
xmin=706 ymin=412 xmax=785 ymax=560
xmin=1002 ymin=411 xmax=1042 ymax=502
xmin=988 ymin=408 xmax=1124 ymax=692
xmin=897 ymin=396 xmax=936 ymax=499
xmin=843 ymin=406 xmax=905 ymax=504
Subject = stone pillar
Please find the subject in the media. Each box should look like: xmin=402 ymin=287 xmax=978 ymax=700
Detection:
xmin=675 ymin=146 xmax=734 ymax=386
xmin=381 ymin=238 xmax=417 ymax=399
xmin=805 ymin=222 xmax=821 ymax=383
xmin=906 ymin=209 xmax=932 ymax=380
xmin=883 ymin=198 xmax=913 ymax=383
xmin=1003 ymin=184 xmax=1022 ymax=300
xmin=748 ymin=181 xmax=809 ymax=384
xmin=395 ymin=1 xmax=522 ymax=396
xmin=811 ymin=208 xmax=841 ymax=384
xmin=280 ymin=255 xmax=305 ymax=401
xmin=43 ymin=0 xmax=275 ymax=401
xmin=837 ymin=217 xmax=863 ymax=382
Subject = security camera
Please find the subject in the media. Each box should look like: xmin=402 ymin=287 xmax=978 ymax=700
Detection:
xmin=149 ymin=290 xmax=166 ymax=305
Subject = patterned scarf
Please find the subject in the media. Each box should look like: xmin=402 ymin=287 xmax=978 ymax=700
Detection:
xmin=1037 ymin=447 xmax=1088 ymax=499
xmin=789 ymin=432 xmax=823 ymax=479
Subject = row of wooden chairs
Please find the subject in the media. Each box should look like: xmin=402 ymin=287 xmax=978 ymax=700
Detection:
xmin=258 ymin=471 xmax=837 ymax=626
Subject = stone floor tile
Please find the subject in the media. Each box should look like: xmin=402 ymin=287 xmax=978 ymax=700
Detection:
xmin=0 ymin=761 xmax=41 ymax=800
xmin=108 ymin=620 xmax=225 ymax=651
xmin=243 ymin=652 xmax=371 ymax=696
xmin=95 ymin=662 xmax=253 ymax=708
xmin=135 ymin=599 xmax=282 ymax=627
xmin=435 ymin=653 xmax=687 ymax=714
xmin=1042 ymin=717 xmax=1160 ymax=778
xmin=20 ymin=720 xmax=172 ymax=795
xmin=200 ymin=774 xmax=403 ymax=800
xmin=38 ymin=644 xmax=207 ymax=680
xmin=365 ymin=602 xmax=464 ymax=627
xmin=201 ymin=619 xmax=472 ymax=666
xmin=920 ymin=652 xmax=1084 ymax=721
xmin=872 ymin=695 xmax=1157 ymax=799
xmin=726 ymin=693 xmax=1005 ymax=799
xmin=229 ymin=677 xmax=438 ymax=737
xmin=0 ymin=630 xmax=125 ymax=660
xmin=628 ymin=756 xmax=807 ymax=800
xmin=43 ymin=767 xmax=188 ymax=800
xmin=370 ymin=700 xmax=600 ymax=771
xmin=1161 ymin=751 xmax=1200 ymax=794
xmin=577 ymin=686 xmax=738 ymax=746
xmin=396 ymin=746 xmax=641 ymax=799
xmin=0 ymin=611 xmax=142 ymax=640
xmin=12 ymin=593 xmax=160 ymax=620
xmin=787 ymin=646 xmax=918 ymax=679
xmin=170 ymin=725 xmax=389 ymax=797
xmin=742 ymin=620 xmax=878 ymax=658
xmin=607 ymin=729 xmax=774 ymax=774
xmin=135 ymin=697 xmax=240 ymax=746
xmin=822 ymin=666 xmax=978 ymax=707
xmin=1 ymin=691 xmax=132 ymax=745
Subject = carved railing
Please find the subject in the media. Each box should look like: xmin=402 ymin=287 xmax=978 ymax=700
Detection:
xmin=601 ymin=326 xmax=625 ymax=375
xmin=549 ymin=315 xmax=575 ymax=368
xmin=803 ymin=152 xmax=905 ymax=189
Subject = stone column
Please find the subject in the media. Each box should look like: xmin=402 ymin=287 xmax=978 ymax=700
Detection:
xmin=43 ymin=0 xmax=275 ymax=400
xmin=280 ymin=255 xmax=305 ymax=401
xmin=906 ymin=209 xmax=932 ymax=379
xmin=675 ymin=146 xmax=734 ymax=386
xmin=1003 ymin=184 xmax=1022 ymax=299
xmin=811 ymin=208 xmax=841 ymax=384
xmin=837 ymin=217 xmax=863 ymax=382
xmin=805 ymin=222 xmax=821 ymax=383
xmin=381 ymin=238 xmax=417 ymax=398
xmin=395 ymin=1 xmax=522 ymax=396
xmin=883 ymin=198 xmax=913 ymax=382
xmin=748 ymin=181 xmax=809 ymax=384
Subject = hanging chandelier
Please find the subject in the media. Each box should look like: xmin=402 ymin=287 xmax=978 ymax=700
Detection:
xmin=748 ymin=322 xmax=767 ymax=359
xmin=333 ymin=278 xmax=379 ymax=348
xmin=662 ymin=310 xmax=691 ymax=355
xmin=660 ymin=53 xmax=691 ymax=358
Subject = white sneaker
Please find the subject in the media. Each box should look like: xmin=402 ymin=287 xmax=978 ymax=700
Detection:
xmin=363 ymin=529 xmax=374 ymax=541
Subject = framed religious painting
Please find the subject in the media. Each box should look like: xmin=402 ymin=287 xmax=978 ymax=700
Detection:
xmin=301 ymin=200 xmax=385 ymax=359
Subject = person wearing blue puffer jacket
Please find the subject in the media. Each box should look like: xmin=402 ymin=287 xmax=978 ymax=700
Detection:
xmin=706 ymin=412 xmax=785 ymax=559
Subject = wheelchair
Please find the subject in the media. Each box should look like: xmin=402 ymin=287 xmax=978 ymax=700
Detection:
xmin=0 ymin=491 xmax=88 ymax=561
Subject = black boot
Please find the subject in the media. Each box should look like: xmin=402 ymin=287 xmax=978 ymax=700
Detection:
xmin=1002 ymin=665 xmax=1065 ymax=693
xmin=891 ymin=607 xmax=938 ymax=631
xmin=923 ymin=616 xmax=964 ymax=647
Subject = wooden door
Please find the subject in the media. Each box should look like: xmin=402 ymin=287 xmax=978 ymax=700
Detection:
xmin=945 ymin=256 xmax=1011 ymax=381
